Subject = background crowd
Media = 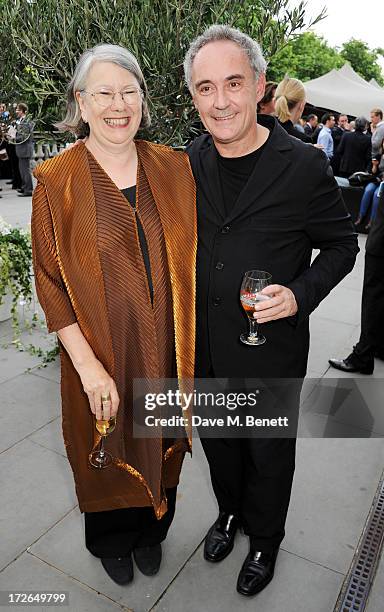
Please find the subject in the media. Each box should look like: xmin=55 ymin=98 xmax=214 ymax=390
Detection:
xmin=0 ymin=102 xmax=34 ymax=198
xmin=256 ymin=79 xmax=384 ymax=231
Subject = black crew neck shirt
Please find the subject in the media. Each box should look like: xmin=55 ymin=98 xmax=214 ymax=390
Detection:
xmin=217 ymin=136 xmax=269 ymax=216
xmin=121 ymin=185 xmax=154 ymax=303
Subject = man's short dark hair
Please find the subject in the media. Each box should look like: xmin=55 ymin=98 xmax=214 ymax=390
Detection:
xmin=257 ymin=81 xmax=277 ymax=113
xmin=307 ymin=114 xmax=317 ymax=122
xmin=321 ymin=112 xmax=334 ymax=125
xmin=17 ymin=102 xmax=28 ymax=113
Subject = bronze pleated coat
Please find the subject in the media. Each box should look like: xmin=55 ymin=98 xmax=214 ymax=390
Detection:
xmin=31 ymin=141 xmax=196 ymax=517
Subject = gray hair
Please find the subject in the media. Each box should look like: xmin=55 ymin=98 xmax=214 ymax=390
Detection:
xmin=56 ymin=43 xmax=151 ymax=137
xmin=354 ymin=116 xmax=368 ymax=132
xmin=184 ymin=24 xmax=267 ymax=92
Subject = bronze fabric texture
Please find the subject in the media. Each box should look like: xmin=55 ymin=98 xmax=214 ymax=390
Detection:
xmin=31 ymin=141 xmax=196 ymax=517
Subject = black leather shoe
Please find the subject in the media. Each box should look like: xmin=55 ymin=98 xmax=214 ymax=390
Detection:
xmin=237 ymin=548 xmax=278 ymax=596
xmin=133 ymin=544 xmax=162 ymax=576
xmin=18 ymin=192 xmax=32 ymax=197
xmin=204 ymin=512 xmax=238 ymax=562
xmin=328 ymin=354 xmax=373 ymax=375
xmin=17 ymin=189 xmax=24 ymax=193
xmin=101 ymin=556 xmax=133 ymax=585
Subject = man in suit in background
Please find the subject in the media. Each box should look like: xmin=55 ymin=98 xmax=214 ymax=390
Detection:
xmin=329 ymin=181 xmax=384 ymax=373
xmin=331 ymin=113 xmax=350 ymax=174
xmin=304 ymin=113 xmax=318 ymax=139
xmin=337 ymin=116 xmax=372 ymax=178
xmin=184 ymin=25 xmax=358 ymax=598
xmin=332 ymin=114 xmax=350 ymax=147
xmin=15 ymin=102 xmax=35 ymax=197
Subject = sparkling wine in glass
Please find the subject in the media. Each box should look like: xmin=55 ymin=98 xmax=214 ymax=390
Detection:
xmin=240 ymin=270 xmax=272 ymax=346
xmin=89 ymin=415 xmax=116 ymax=468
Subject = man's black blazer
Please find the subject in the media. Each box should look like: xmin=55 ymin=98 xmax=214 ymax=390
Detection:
xmin=187 ymin=116 xmax=359 ymax=378
xmin=337 ymin=131 xmax=372 ymax=176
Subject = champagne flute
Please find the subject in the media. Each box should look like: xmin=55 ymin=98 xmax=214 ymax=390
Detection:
xmin=240 ymin=270 xmax=272 ymax=346
xmin=89 ymin=403 xmax=116 ymax=469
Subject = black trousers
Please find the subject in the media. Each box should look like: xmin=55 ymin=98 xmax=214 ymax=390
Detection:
xmin=200 ymin=436 xmax=296 ymax=552
xmin=18 ymin=157 xmax=33 ymax=194
xmin=7 ymin=144 xmax=22 ymax=188
xmin=84 ymin=487 xmax=177 ymax=558
xmin=353 ymin=253 xmax=384 ymax=366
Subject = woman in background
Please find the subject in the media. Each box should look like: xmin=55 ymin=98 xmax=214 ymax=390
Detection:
xmin=274 ymin=76 xmax=312 ymax=143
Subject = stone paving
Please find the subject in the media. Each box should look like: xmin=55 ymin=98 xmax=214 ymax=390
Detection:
xmin=0 ymin=178 xmax=383 ymax=612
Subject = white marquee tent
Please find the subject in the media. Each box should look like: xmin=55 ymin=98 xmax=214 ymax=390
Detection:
xmin=369 ymin=78 xmax=383 ymax=90
xmin=304 ymin=64 xmax=384 ymax=117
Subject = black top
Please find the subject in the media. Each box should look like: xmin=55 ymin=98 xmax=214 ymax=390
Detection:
xmin=217 ymin=137 xmax=269 ymax=216
xmin=279 ymin=119 xmax=312 ymax=143
xmin=332 ymin=125 xmax=345 ymax=148
xmin=121 ymin=185 xmax=154 ymax=303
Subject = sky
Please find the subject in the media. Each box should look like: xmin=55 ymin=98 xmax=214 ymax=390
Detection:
xmin=292 ymin=0 xmax=384 ymax=74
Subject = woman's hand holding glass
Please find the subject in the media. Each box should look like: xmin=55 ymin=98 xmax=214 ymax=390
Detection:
xmin=81 ymin=361 xmax=119 ymax=470
xmin=76 ymin=358 xmax=119 ymax=421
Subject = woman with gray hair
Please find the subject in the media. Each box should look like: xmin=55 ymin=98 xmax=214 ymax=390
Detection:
xmin=31 ymin=44 xmax=196 ymax=585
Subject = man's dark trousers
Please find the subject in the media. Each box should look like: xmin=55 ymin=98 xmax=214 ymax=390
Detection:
xmin=352 ymin=254 xmax=384 ymax=365
xmin=352 ymin=190 xmax=384 ymax=367
xmin=200 ymin=435 xmax=296 ymax=551
xmin=18 ymin=157 xmax=33 ymax=194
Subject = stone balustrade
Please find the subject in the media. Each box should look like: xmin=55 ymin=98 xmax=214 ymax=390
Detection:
xmin=32 ymin=139 xmax=72 ymax=166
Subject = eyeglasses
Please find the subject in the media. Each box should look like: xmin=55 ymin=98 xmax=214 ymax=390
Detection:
xmin=81 ymin=88 xmax=143 ymax=107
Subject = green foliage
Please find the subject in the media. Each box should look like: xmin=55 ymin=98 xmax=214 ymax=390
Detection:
xmin=340 ymin=39 xmax=384 ymax=86
xmin=0 ymin=218 xmax=33 ymax=315
xmin=0 ymin=0 xmax=325 ymax=145
xmin=267 ymin=31 xmax=344 ymax=82
xmin=0 ymin=216 xmax=59 ymax=363
xmin=267 ymin=31 xmax=384 ymax=85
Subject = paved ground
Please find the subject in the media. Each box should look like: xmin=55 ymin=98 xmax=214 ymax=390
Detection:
xmin=0 ymin=178 xmax=383 ymax=612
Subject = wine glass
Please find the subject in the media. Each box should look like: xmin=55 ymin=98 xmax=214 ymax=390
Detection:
xmin=240 ymin=270 xmax=272 ymax=346
xmin=89 ymin=411 xmax=116 ymax=469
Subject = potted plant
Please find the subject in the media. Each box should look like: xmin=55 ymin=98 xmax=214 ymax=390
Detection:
xmin=0 ymin=216 xmax=33 ymax=325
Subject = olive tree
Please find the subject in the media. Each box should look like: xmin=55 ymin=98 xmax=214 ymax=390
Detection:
xmin=1 ymin=0 xmax=325 ymax=144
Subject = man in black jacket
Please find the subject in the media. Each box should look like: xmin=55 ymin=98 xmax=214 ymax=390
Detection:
xmin=331 ymin=114 xmax=350 ymax=175
xmin=304 ymin=113 xmax=318 ymax=139
xmin=337 ymin=116 xmax=372 ymax=178
xmin=329 ymin=182 xmax=384 ymax=373
xmin=184 ymin=25 xmax=359 ymax=597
